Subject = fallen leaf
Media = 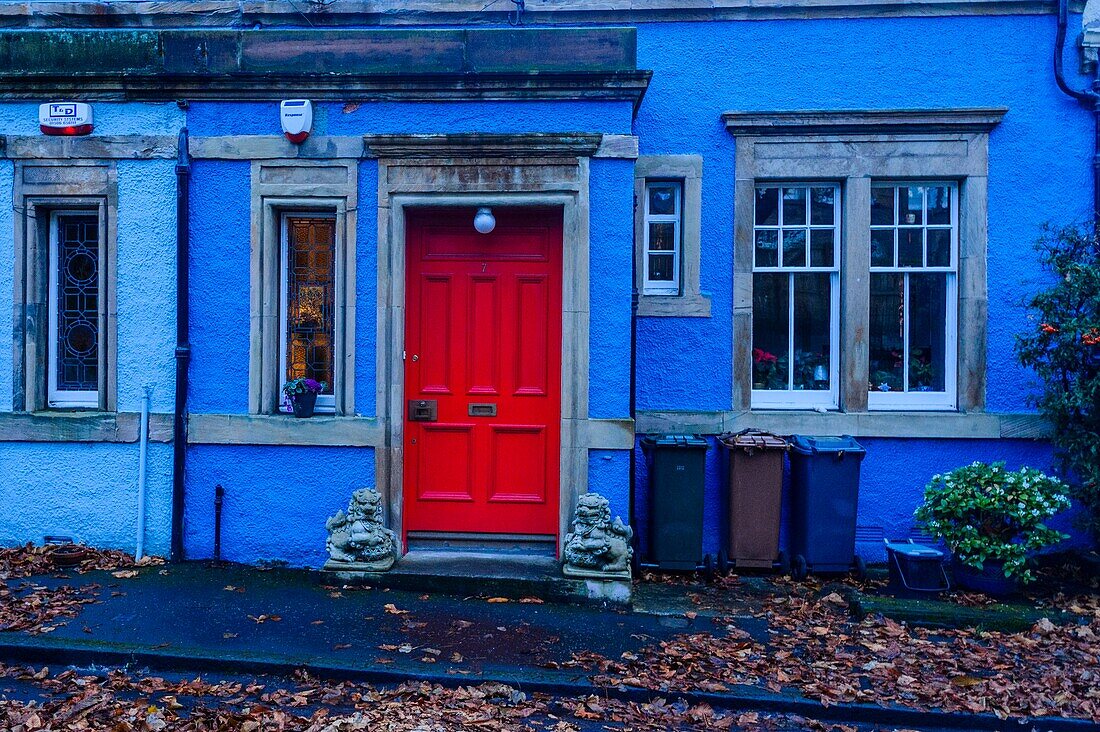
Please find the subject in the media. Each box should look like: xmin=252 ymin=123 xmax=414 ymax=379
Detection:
xmin=111 ymin=570 xmax=138 ymax=579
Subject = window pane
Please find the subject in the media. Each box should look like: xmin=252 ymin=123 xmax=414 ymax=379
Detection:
xmin=752 ymin=273 xmax=790 ymax=390
xmin=871 ymin=187 xmax=895 ymax=225
xmin=810 ymin=187 xmax=835 ymax=225
xmin=755 ymin=187 xmax=778 ymax=226
xmin=782 ymin=187 xmax=807 ymax=226
xmin=900 ymin=186 xmax=924 ymax=225
xmin=782 ymin=229 xmax=806 ymax=267
xmin=648 ymin=185 xmax=677 ymax=216
xmin=909 ymin=273 xmax=948 ymax=392
xmin=871 ymin=229 xmax=894 ymax=267
xmin=56 ymin=214 xmax=99 ymax=392
xmin=869 ymin=273 xmax=904 ymax=393
xmin=649 ymin=221 xmax=676 ymax=251
xmin=287 ymin=217 xmax=336 ymax=395
xmin=927 ymin=228 xmax=951 ymax=267
xmin=648 ymin=253 xmax=674 ymax=281
xmin=898 ymin=229 xmax=923 ymax=267
xmin=755 ymin=230 xmax=779 ymax=267
xmin=927 ymin=186 xmax=951 ymax=225
xmin=810 ymin=229 xmax=834 ymax=268
xmin=793 ymin=273 xmax=831 ymax=391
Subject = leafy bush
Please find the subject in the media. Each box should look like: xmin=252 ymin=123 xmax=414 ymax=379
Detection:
xmin=915 ymin=462 xmax=1071 ymax=583
xmin=1016 ymin=224 xmax=1100 ymax=539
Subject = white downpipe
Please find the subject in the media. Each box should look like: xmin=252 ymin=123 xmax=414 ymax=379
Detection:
xmin=136 ymin=386 xmax=152 ymax=561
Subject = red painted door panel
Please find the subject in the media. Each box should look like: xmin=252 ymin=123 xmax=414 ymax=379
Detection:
xmin=403 ymin=208 xmax=563 ymax=537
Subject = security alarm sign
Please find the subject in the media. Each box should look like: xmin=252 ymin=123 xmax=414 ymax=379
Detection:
xmin=39 ymin=102 xmax=94 ymax=136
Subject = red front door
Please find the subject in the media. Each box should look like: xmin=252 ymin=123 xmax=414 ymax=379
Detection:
xmin=403 ymin=207 xmax=563 ymax=538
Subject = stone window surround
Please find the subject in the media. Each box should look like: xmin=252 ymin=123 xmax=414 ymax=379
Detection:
xmin=248 ymin=159 xmax=358 ymax=416
xmin=11 ymin=161 xmax=119 ymax=413
xmin=633 ymin=155 xmax=711 ymax=317
xmin=724 ymin=107 xmax=1006 ymax=430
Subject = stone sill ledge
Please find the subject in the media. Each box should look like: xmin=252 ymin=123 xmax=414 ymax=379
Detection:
xmin=1 ymin=409 xmax=1046 ymax=443
xmin=0 ymin=0 xmax=1081 ymax=27
xmin=635 ymin=410 xmax=1050 ymax=439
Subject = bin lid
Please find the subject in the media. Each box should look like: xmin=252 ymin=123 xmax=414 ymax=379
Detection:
xmin=789 ymin=434 xmax=865 ymax=456
xmin=643 ymin=434 xmax=709 ymax=449
xmin=719 ymin=429 xmax=787 ymax=451
xmin=884 ymin=540 xmax=944 ymax=559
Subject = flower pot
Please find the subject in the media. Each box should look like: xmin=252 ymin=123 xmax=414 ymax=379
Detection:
xmin=291 ymin=391 xmax=318 ymax=418
xmin=951 ymin=556 xmax=1016 ymax=598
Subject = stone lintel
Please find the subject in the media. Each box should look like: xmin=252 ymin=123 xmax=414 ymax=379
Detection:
xmin=722 ymin=108 xmax=1009 ymax=137
xmin=363 ymin=133 xmax=604 ymax=159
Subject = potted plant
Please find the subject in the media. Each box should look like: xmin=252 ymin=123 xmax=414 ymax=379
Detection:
xmin=914 ymin=461 xmax=1071 ymax=596
xmin=282 ymin=377 xmax=326 ymax=418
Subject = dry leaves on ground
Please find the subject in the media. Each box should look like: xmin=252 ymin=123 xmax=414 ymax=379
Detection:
xmin=0 ymin=664 xmax=855 ymax=732
xmin=578 ymin=578 xmax=1100 ymax=722
xmin=0 ymin=582 xmax=99 ymax=635
xmin=0 ymin=543 xmax=163 ymax=581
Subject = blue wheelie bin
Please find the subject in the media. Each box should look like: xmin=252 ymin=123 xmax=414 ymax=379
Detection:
xmin=788 ymin=435 xmax=866 ymax=579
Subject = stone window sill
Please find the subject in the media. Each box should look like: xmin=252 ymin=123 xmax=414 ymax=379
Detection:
xmin=636 ymin=293 xmax=711 ymax=318
xmin=0 ymin=410 xmax=172 ymax=443
xmin=635 ymin=409 xmax=1049 ymax=439
xmin=187 ymin=413 xmax=382 ymax=447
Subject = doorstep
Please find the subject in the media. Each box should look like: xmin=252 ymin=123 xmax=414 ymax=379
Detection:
xmin=323 ymin=550 xmax=631 ymax=606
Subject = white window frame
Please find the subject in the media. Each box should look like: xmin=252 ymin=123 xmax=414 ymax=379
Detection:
xmin=868 ymin=182 xmax=959 ymax=412
xmin=751 ymin=183 xmax=841 ymax=410
xmin=278 ymin=211 xmax=338 ymax=415
xmin=642 ymin=180 xmax=682 ymax=296
xmin=47 ymin=210 xmax=100 ymax=409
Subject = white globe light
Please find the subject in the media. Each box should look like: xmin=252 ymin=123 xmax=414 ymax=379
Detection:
xmin=474 ymin=207 xmax=496 ymax=234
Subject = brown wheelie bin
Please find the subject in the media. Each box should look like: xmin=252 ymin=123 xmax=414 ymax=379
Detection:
xmin=719 ymin=430 xmax=788 ymax=570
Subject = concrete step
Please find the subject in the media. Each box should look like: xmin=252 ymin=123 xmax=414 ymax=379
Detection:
xmin=323 ymin=550 xmax=631 ymax=606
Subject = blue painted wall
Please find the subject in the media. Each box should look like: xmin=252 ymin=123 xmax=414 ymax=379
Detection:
xmin=0 ymin=442 xmax=173 ymax=553
xmin=183 ymin=445 xmax=375 ymax=566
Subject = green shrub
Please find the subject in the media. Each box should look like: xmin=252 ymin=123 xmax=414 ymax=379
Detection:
xmin=1016 ymin=224 xmax=1100 ymax=540
xmin=915 ymin=462 xmax=1071 ymax=583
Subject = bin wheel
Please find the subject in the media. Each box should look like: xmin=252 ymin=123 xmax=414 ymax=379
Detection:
xmin=702 ymin=554 xmax=715 ymax=583
xmin=777 ymin=551 xmax=791 ymax=575
xmin=717 ymin=550 xmax=730 ymax=576
xmin=791 ymin=554 xmax=808 ymax=581
xmin=852 ymin=555 xmax=867 ymax=582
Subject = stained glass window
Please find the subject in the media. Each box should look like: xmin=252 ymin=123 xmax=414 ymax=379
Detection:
xmin=283 ymin=216 xmax=336 ymax=406
xmin=49 ymin=212 xmax=100 ymax=407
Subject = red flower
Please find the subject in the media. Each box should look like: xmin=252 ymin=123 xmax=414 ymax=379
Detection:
xmin=753 ymin=348 xmax=777 ymax=364
xmin=1040 ymin=323 xmax=1059 ymax=334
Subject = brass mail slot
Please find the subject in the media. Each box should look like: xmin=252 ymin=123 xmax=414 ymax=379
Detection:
xmin=468 ymin=403 xmax=497 ymax=417
xmin=407 ymin=399 xmax=437 ymax=422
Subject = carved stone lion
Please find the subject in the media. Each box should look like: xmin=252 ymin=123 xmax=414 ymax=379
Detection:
xmin=324 ymin=488 xmax=398 ymax=571
xmin=563 ymin=492 xmax=633 ymax=579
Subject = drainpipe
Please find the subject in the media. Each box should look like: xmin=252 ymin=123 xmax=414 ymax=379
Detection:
xmin=1055 ymin=0 xmax=1100 ymax=222
xmin=170 ymin=128 xmax=191 ymax=561
xmin=628 ymin=193 xmax=639 ymax=551
xmin=136 ymin=386 xmax=151 ymax=561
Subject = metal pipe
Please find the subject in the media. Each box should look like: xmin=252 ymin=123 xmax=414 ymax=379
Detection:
xmin=1055 ymin=0 xmax=1100 ymax=221
xmin=628 ymin=195 xmax=639 ymax=563
xmin=136 ymin=386 xmax=151 ymax=561
xmin=213 ymin=484 xmax=225 ymax=562
xmin=170 ymin=127 xmax=191 ymax=561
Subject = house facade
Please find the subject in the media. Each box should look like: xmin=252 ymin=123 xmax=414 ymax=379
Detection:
xmin=0 ymin=0 xmax=1096 ymax=568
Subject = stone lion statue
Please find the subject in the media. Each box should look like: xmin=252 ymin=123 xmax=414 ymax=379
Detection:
xmin=563 ymin=492 xmax=633 ymax=578
xmin=325 ymin=488 xmax=398 ymax=570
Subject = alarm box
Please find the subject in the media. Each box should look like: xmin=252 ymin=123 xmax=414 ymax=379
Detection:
xmin=39 ymin=102 xmax=94 ymax=136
